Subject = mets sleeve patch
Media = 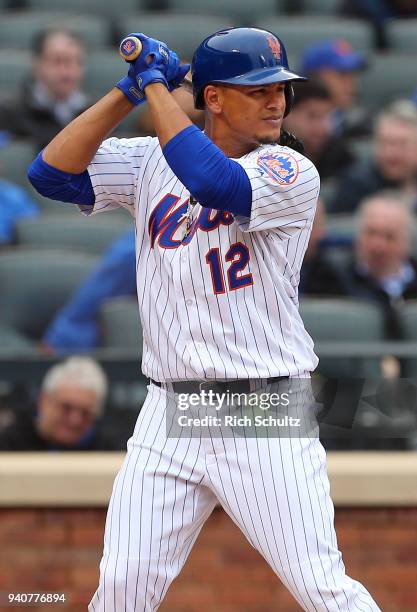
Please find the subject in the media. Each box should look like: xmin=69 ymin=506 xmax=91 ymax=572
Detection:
xmin=256 ymin=151 xmax=299 ymax=185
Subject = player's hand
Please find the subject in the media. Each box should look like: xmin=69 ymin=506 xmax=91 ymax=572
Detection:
xmin=116 ymin=65 xmax=147 ymax=106
xmin=116 ymin=63 xmax=167 ymax=105
xmin=116 ymin=33 xmax=190 ymax=104
xmin=128 ymin=33 xmax=190 ymax=91
xmin=121 ymin=33 xmax=184 ymax=80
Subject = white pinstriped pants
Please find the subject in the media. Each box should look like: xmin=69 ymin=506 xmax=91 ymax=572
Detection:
xmin=89 ymin=382 xmax=381 ymax=612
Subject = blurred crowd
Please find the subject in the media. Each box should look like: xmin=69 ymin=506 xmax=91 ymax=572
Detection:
xmin=1 ymin=0 xmax=417 ymax=450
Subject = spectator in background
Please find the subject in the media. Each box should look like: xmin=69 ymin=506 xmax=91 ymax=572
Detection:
xmin=43 ymin=227 xmax=136 ymax=354
xmin=338 ymin=192 xmax=417 ymax=338
xmin=283 ymin=81 xmax=355 ymax=180
xmin=328 ymin=100 xmax=417 ymax=213
xmin=300 ymin=39 xmax=370 ymax=139
xmin=0 ymin=28 xmax=89 ymax=151
xmin=0 ymin=356 xmax=122 ymax=450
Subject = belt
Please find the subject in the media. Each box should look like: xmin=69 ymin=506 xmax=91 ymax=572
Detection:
xmin=149 ymin=376 xmax=288 ymax=395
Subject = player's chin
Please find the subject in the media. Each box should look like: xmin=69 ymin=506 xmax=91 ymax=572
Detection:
xmin=256 ymin=124 xmax=282 ymax=145
xmin=256 ymin=131 xmax=281 ymax=145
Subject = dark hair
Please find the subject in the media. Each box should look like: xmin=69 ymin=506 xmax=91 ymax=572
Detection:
xmin=291 ymin=80 xmax=332 ymax=109
xmin=32 ymin=28 xmax=83 ymax=57
xmin=279 ymin=129 xmax=305 ymax=154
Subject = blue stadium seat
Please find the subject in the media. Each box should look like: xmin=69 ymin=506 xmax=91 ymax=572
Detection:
xmin=27 ymin=0 xmax=142 ymax=17
xmin=25 ymin=185 xmax=71 ymax=214
xmin=99 ymin=297 xmax=142 ymax=352
xmin=0 ymin=326 xmax=37 ymax=355
xmin=358 ymin=52 xmax=417 ymax=111
xmin=387 ymin=18 xmax=417 ymax=52
xmin=302 ymin=0 xmax=341 ymax=14
xmin=164 ymin=0 xmax=284 ymax=25
xmin=85 ymin=50 xmax=125 ymax=99
xmin=299 ymin=298 xmax=384 ymax=377
xmin=0 ymin=249 xmax=97 ymax=340
xmin=400 ymin=300 xmax=417 ymax=376
xmin=0 ymin=50 xmax=31 ymax=97
xmin=117 ymin=13 xmax=235 ymax=59
xmin=0 ymin=11 xmax=112 ymax=50
xmin=0 ymin=141 xmax=35 ymax=187
xmin=15 ymin=214 xmax=131 ymax=255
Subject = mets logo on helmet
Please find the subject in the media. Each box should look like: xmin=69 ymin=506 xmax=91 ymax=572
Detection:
xmin=257 ymin=151 xmax=299 ymax=185
xmin=267 ymin=35 xmax=281 ymax=60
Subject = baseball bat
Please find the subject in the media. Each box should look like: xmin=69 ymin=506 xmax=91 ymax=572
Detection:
xmin=119 ymin=35 xmax=193 ymax=93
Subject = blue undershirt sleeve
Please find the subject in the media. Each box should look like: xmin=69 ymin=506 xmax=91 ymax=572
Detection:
xmin=27 ymin=152 xmax=95 ymax=206
xmin=162 ymin=125 xmax=252 ymax=217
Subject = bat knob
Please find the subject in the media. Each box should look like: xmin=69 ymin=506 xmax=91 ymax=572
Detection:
xmin=119 ymin=36 xmax=143 ymax=62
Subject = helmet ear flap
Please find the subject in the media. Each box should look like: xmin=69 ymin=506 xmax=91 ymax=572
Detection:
xmin=284 ymin=83 xmax=294 ymax=117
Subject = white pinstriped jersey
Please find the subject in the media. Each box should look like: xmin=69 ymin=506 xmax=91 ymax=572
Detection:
xmin=82 ymin=136 xmax=320 ymax=381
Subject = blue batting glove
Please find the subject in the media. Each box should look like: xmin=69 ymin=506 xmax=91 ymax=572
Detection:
xmin=133 ymin=55 xmax=190 ymax=94
xmin=116 ymin=62 xmax=189 ymax=104
xmin=116 ymin=66 xmax=146 ymax=106
xmin=135 ymin=67 xmax=169 ymax=92
xmin=117 ymin=60 xmax=190 ymax=102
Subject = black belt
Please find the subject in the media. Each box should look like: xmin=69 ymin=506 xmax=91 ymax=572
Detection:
xmin=149 ymin=376 xmax=288 ymax=394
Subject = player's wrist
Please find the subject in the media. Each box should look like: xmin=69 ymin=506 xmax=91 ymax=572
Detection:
xmin=115 ymin=75 xmax=146 ymax=106
xmin=144 ymin=81 xmax=170 ymax=94
xmin=137 ymin=69 xmax=169 ymax=92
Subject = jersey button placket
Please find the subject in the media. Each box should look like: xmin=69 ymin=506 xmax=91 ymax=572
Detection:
xmin=178 ymin=245 xmax=202 ymax=371
xmin=174 ymin=246 xmax=194 ymax=326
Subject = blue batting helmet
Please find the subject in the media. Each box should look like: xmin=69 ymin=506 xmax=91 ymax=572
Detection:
xmin=192 ymin=27 xmax=306 ymax=116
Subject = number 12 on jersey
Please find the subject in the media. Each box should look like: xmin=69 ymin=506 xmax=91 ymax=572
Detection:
xmin=205 ymin=242 xmax=253 ymax=294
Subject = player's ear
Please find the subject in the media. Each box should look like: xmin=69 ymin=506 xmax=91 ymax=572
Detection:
xmin=204 ymin=85 xmax=223 ymax=114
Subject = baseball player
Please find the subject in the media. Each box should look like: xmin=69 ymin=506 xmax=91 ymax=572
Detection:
xmin=28 ymin=27 xmax=380 ymax=612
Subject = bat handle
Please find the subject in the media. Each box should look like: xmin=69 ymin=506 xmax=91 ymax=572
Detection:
xmin=119 ymin=36 xmax=143 ymax=62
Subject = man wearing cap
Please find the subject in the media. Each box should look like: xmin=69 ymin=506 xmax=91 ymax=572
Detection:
xmin=300 ymin=39 xmax=370 ymax=139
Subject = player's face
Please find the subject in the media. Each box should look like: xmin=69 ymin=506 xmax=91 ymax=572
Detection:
xmin=357 ymin=201 xmax=410 ymax=277
xmin=210 ymin=83 xmax=287 ymax=151
xmin=37 ymin=383 xmax=100 ymax=447
xmin=34 ymin=32 xmax=85 ymax=101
